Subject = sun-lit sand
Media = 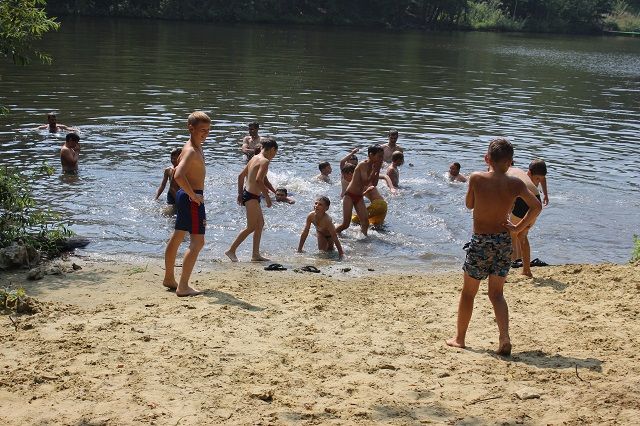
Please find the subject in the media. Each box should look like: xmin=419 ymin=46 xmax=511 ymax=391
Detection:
xmin=1 ymin=259 xmax=639 ymax=424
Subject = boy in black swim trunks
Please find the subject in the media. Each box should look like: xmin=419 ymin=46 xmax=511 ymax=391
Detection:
xmin=226 ymin=138 xmax=278 ymax=262
xmin=507 ymin=159 xmax=548 ymax=277
xmin=155 ymin=147 xmax=182 ymax=213
xmin=297 ymin=196 xmax=344 ymax=259
xmin=446 ymin=138 xmax=541 ymax=356
xmin=163 ymin=111 xmax=211 ymax=297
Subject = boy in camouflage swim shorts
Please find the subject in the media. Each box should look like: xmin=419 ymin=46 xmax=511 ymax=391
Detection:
xmin=446 ymin=138 xmax=541 ymax=356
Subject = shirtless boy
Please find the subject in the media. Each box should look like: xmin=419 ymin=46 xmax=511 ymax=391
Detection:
xmin=381 ymin=129 xmax=403 ymax=163
xmin=163 ymin=111 xmax=211 ymax=297
xmin=446 ymin=138 xmax=541 ymax=356
xmin=40 ymin=112 xmax=76 ymax=133
xmin=241 ymin=121 xmax=263 ymax=162
xmin=316 ymin=161 xmax=332 ymax=183
xmin=226 ymin=138 xmax=278 ymax=262
xmin=155 ymin=147 xmax=182 ymax=211
xmin=275 ymin=187 xmax=295 ymax=204
xmin=297 ymin=196 xmax=344 ymax=259
xmin=449 ymin=162 xmax=467 ymax=183
xmin=507 ymin=159 xmax=548 ymax=277
xmin=60 ymin=133 xmax=80 ymax=174
xmin=386 ymin=151 xmax=404 ymax=187
xmin=336 ymin=145 xmax=384 ymax=236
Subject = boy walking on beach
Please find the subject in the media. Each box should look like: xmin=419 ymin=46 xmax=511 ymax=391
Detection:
xmin=163 ymin=111 xmax=211 ymax=297
xmin=336 ymin=145 xmax=384 ymax=236
xmin=446 ymin=138 xmax=541 ymax=355
xmin=297 ymin=196 xmax=344 ymax=259
xmin=226 ymin=138 xmax=278 ymax=262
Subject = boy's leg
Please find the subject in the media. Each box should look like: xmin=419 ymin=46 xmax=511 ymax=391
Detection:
xmin=446 ymin=272 xmax=480 ymax=349
xmin=509 ymin=214 xmax=522 ymax=261
xmin=353 ymin=200 xmax=369 ymax=236
xmin=176 ymin=234 xmax=205 ymax=297
xmin=251 ymin=204 xmax=268 ymax=261
xmin=163 ymin=230 xmax=187 ymax=289
xmin=487 ymin=274 xmax=511 ymax=355
xmin=225 ymin=200 xmax=259 ymax=262
xmin=520 ymin=229 xmax=532 ymax=277
xmin=336 ymin=196 xmax=354 ymax=233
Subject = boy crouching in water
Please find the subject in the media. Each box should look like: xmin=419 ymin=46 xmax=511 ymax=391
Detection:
xmin=297 ymin=196 xmax=344 ymax=259
xmin=163 ymin=111 xmax=211 ymax=297
xmin=226 ymin=138 xmax=278 ymax=262
xmin=446 ymin=138 xmax=541 ymax=355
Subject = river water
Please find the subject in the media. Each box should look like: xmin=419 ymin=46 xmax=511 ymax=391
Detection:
xmin=1 ymin=18 xmax=639 ymax=272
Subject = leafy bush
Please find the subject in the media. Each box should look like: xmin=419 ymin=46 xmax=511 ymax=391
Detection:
xmin=466 ymin=0 xmax=525 ymax=31
xmin=0 ymin=166 xmax=72 ymax=259
xmin=604 ymin=0 xmax=640 ymax=31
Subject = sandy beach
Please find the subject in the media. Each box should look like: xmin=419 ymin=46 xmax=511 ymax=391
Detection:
xmin=1 ymin=258 xmax=639 ymax=425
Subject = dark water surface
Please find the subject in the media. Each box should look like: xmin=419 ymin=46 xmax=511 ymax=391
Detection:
xmin=1 ymin=18 xmax=639 ymax=271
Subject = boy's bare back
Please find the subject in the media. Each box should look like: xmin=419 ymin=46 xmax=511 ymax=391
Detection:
xmin=468 ymin=171 xmax=527 ymax=234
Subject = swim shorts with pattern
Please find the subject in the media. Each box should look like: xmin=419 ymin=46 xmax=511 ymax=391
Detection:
xmin=175 ymin=189 xmax=206 ymax=235
xmin=463 ymin=232 xmax=512 ymax=280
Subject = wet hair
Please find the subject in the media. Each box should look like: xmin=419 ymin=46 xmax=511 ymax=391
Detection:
xmin=319 ymin=161 xmax=331 ymax=172
xmin=341 ymin=164 xmax=356 ymax=175
xmin=248 ymin=121 xmax=259 ymax=129
xmin=529 ymin=159 xmax=547 ymax=176
xmin=66 ymin=133 xmax=79 ymax=143
xmin=487 ymin=138 xmax=513 ymax=164
xmin=391 ymin=151 xmax=404 ymax=163
xmin=261 ymin=137 xmax=278 ymax=151
xmin=317 ymin=196 xmax=330 ymax=208
xmin=389 ymin=129 xmax=399 ymax=137
xmin=368 ymin=145 xmax=383 ymax=156
xmin=276 ymin=187 xmax=287 ymax=195
xmin=170 ymin=147 xmax=182 ymax=157
xmin=188 ymin=111 xmax=211 ymax=127
xmin=47 ymin=112 xmax=56 ymax=119
xmin=254 ymin=146 xmax=261 ymax=155
xmin=347 ymin=154 xmax=358 ymax=164
xmin=452 ymin=162 xmax=461 ymax=170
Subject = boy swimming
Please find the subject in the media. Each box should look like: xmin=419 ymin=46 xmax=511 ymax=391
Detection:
xmin=297 ymin=196 xmax=344 ymax=259
xmin=315 ymin=161 xmax=332 ymax=183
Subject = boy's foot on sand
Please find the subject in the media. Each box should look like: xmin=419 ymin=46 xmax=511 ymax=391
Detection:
xmin=251 ymin=255 xmax=270 ymax=262
xmin=521 ymin=270 xmax=533 ymax=278
xmin=497 ymin=339 xmax=512 ymax=356
xmin=445 ymin=338 xmax=465 ymax=349
xmin=176 ymin=286 xmax=202 ymax=297
xmin=162 ymin=280 xmax=178 ymax=290
xmin=225 ymin=250 xmax=238 ymax=262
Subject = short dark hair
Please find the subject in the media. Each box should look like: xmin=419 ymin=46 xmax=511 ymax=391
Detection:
xmin=47 ymin=112 xmax=56 ymax=119
xmin=319 ymin=161 xmax=331 ymax=171
xmin=529 ymin=159 xmax=547 ymax=176
xmin=341 ymin=164 xmax=356 ymax=174
xmin=248 ymin=121 xmax=259 ymax=129
xmin=318 ymin=196 xmax=330 ymax=207
xmin=276 ymin=187 xmax=287 ymax=195
xmin=261 ymin=137 xmax=278 ymax=151
xmin=66 ymin=133 xmax=80 ymax=143
xmin=391 ymin=151 xmax=404 ymax=162
xmin=389 ymin=129 xmax=398 ymax=137
xmin=488 ymin=138 xmax=513 ymax=164
xmin=368 ymin=145 xmax=383 ymax=156
xmin=453 ymin=162 xmax=461 ymax=170
xmin=170 ymin=147 xmax=182 ymax=157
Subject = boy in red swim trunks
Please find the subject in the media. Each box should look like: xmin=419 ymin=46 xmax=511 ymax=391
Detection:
xmin=225 ymin=138 xmax=278 ymax=262
xmin=335 ymin=145 xmax=384 ymax=236
xmin=446 ymin=138 xmax=541 ymax=356
xmin=162 ymin=111 xmax=211 ymax=297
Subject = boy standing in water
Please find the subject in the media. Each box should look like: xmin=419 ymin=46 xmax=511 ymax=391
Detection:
xmin=40 ymin=112 xmax=76 ymax=133
xmin=155 ymin=147 xmax=182 ymax=211
xmin=381 ymin=129 xmax=403 ymax=163
xmin=446 ymin=138 xmax=541 ymax=356
xmin=336 ymin=145 xmax=384 ymax=236
xmin=507 ymin=159 xmax=548 ymax=277
xmin=448 ymin=162 xmax=467 ymax=183
xmin=163 ymin=111 xmax=211 ymax=297
xmin=226 ymin=138 xmax=278 ymax=262
xmin=386 ymin=151 xmax=404 ymax=187
xmin=60 ymin=133 xmax=80 ymax=174
xmin=315 ymin=161 xmax=332 ymax=183
xmin=297 ymin=196 xmax=344 ymax=259
xmin=241 ymin=121 xmax=263 ymax=162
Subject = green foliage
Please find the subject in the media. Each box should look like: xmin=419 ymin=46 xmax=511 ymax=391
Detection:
xmin=604 ymin=0 xmax=640 ymax=30
xmin=632 ymin=235 xmax=640 ymax=263
xmin=0 ymin=166 xmax=73 ymax=258
xmin=466 ymin=0 xmax=525 ymax=31
xmin=0 ymin=0 xmax=60 ymax=66
xmin=0 ymin=287 xmax=27 ymax=310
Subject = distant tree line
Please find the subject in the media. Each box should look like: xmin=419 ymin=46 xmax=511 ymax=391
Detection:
xmin=41 ymin=0 xmax=640 ymax=33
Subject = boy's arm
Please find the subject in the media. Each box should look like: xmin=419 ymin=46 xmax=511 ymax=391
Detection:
xmin=339 ymin=148 xmax=359 ymax=170
xmin=465 ymin=173 xmax=476 ymax=209
xmin=378 ymin=174 xmax=397 ymax=193
xmin=264 ymin=176 xmax=276 ymax=194
xmin=236 ymin=165 xmax=248 ymax=205
xmin=256 ymin=160 xmax=272 ymax=207
xmin=367 ymin=161 xmax=382 ymax=187
xmin=155 ymin=168 xmax=170 ymax=199
xmin=173 ymin=151 xmax=203 ymax=205
xmin=506 ymin=181 xmax=542 ymax=233
xmin=540 ymin=177 xmax=549 ymax=206
xmin=327 ymin=220 xmax=344 ymax=259
xmin=297 ymin=214 xmax=313 ymax=252
xmin=287 ymin=197 xmax=295 ymax=204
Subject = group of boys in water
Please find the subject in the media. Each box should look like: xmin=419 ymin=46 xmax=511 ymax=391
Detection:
xmin=45 ymin=110 xmax=549 ymax=356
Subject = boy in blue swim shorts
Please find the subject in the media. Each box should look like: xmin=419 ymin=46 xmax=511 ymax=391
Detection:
xmin=163 ymin=111 xmax=211 ymax=297
xmin=446 ymin=138 xmax=541 ymax=356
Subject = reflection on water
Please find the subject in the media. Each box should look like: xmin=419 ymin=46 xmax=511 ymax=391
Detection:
xmin=0 ymin=18 xmax=639 ymax=270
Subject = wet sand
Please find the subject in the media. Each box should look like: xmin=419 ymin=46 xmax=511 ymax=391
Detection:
xmin=1 ymin=259 xmax=639 ymax=424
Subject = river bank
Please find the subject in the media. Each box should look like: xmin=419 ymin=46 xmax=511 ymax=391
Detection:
xmin=1 ymin=258 xmax=638 ymax=424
